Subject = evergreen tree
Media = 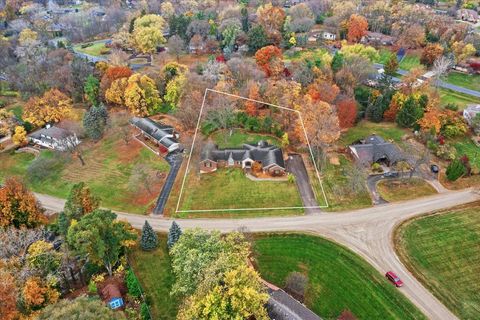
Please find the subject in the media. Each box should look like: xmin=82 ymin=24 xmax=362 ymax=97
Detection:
xmin=396 ymin=96 xmax=424 ymax=128
xmin=167 ymin=221 xmax=182 ymax=250
xmin=83 ymin=104 xmax=108 ymax=141
xmin=57 ymin=212 xmax=69 ymax=236
xmin=384 ymin=54 xmax=398 ymax=76
xmin=446 ymin=159 xmax=466 ymax=181
xmin=83 ymin=75 xmax=100 ymax=106
xmin=141 ymin=220 xmax=158 ymax=251
xmin=247 ymin=25 xmax=268 ymax=53
xmin=331 ymin=52 xmax=344 ymax=73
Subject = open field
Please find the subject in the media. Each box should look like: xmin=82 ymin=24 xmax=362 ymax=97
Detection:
xmin=399 ymin=53 xmax=422 ymax=71
xmin=452 ymin=136 xmax=480 ymax=168
xmin=444 ymin=72 xmax=480 ymax=92
xmin=254 ymin=234 xmax=426 ymax=319
xmin=376 ymin=178 xmax=437 ymax=202
xmin=175 ymin=168 xmax=303 ymax=218
xmin=439 ymin=88 xmax=480 ymax=109
xmin=311 ymin=154 xmax=371 ymax=211
xmin=210 ymin=129 xmax=280 ymax=148
xmin=129 ymin=234 xmax=179 ymax=320
xmin=0 ymin=129 xmax=169 ymax=214
xmin=339 ymin=121 xmax=408 ymax=146
xmin=395 ymin=204 xmax=480 ymax=319
xmin=73 ymin=42 xmax=109 ymax=56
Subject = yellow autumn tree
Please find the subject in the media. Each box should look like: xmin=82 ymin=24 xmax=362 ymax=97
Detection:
xmin=124 ymin=74 xmax=162 ymax=116
xmin=105 ymin=77 xmax=129 ymax=105
xmin=132 ymin=14 xmax=167 ymax=54
xmin=23 ymin=89 xmax=73 ymax=126
xmin=12 ymin=126 xmax=27 ymax=145
xmin=161 ymin=62 xmax=188 ymax=109
xmin=18 ymin=28 xmax=38 ymax=45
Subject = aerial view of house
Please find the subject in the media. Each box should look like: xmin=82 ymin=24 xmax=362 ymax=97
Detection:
xmin=1 ymin=0 xmax=480 ymax=319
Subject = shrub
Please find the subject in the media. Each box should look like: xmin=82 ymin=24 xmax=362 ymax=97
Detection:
xmin=125 ymin=269 xmax=142 ymax=298
xmin=287 ymin=173 xmax=296 ymax=184
xmin=446 ymin=159 xmax=467 ymax=181
xmin=0 ymin=99 xmax=6 ymax=108
xmin=445 ymin=103 xmax=458 ymax=111
xmin=87 ymin=280 xmax=97 ymax=294
xmin=285 ymin=272 xmax=308 ymax=302
xmin=371 ymin=163 xmax=383 ymax=173
xmin=435 ymin=144 xmax=456 ymax=160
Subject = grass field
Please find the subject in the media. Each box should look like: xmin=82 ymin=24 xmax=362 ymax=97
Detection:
xmin=129 ymin=234 xmax=179 ymax=320
xmin=210 ymin=129 xmax=280 ymax=148
xmin=339 ymin=121 xmax=408 ymax=146
xmin=175 ymin=169 xmax=303 ymax=218
xmin=0 ymin=129 xmax=169 ymax=214
xmin=311 ymin=154 xmax=371 ymax=211
xmin=376 ymin=178 xmax=437 ymax=202
xmin=254 ymin=234 xmax=426 ymax=319
xmin=439 ymin=89 xmax=480 ymax=109
xmin=444 ymin=72 xmax=480 ymax=92
xmin=395 ymin=204 xmax=480 ymax=319
xmin=399 ymin=54 xmax=421 ymax=71
xmin=73 ymin=42 xmax=109 ymax=56
xmin=452 ymin=136 xmax=480 ymax=168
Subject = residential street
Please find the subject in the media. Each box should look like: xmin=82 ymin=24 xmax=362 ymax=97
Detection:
xmin=35 ymin=189 xmax=479 ymax=320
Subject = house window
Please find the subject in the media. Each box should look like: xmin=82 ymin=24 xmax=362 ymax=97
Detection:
xmin=274 ymin=170 xmax=280 ymax=175
xmin=109 ymin=298 xmax=123 ymax=309
xmin=205 ymin=161 xmax=212 ymax=168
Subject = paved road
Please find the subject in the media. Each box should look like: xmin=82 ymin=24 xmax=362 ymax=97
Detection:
xmin=34 ymin=189 xmax=480 ymax=320
xmin=373 ymin=63 xmax=480 ymax=98
xmin=285 ymin=154 xmax=319 ymax=213
xmin=152 ymin=152 xmax=183 ymax=215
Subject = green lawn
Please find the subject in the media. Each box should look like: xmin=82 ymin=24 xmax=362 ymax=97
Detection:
xmin=311 ymin=154 xmax=372 ymax=211
xmin=452 ymin=137 xmax=480 ymax=168
xmin=376 ymin=178 xmax=437 ymax=202
xmin=339 ymin=121 xmax=408 ymax=146
xmin=176 ymin=169 xmax=303 ymax=218
xmin=0 ymin=130 xmax=170 ymax=214
xmin=399 ymin=54 xmax=421 ymax=71
xmin=129 ymin=234 xmax=179 ymax=320
xmin=439 ymin=88 xmax=480 ymax=109
xmin=396 ymin=205 xmax=480 ymax=319
xmin=210 ymin=129 xmax=280 ymax=148
xmin=254 ymin=234 xmax=426 ymax=319
xmin=73 ymin=42 xmax=109 ymax=56
xmin=7 ymin=105 xmax=23 ymax=120
xmin=376 ymin=49 xmax=394 ymax=65
xmin=444 ymin=72 xmax=480 ymax=92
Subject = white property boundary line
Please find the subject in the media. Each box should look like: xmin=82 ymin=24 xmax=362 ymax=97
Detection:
xmin=175 ymin=88 xmax=329 ymax=214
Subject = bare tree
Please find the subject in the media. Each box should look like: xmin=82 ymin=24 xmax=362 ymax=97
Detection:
xmin=404 ymin=141 xmax=431 ymax=179
xmin=432 ymin=56 xmax=453 ymax=88
xmin=168 ymin=35 xmax=185 ymax=61
xmin=0 ymin=226 xmax=47 ymax=263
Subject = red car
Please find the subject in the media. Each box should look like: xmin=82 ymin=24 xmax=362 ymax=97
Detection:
xmin=385 ymin=271 xmax=404 ymax=287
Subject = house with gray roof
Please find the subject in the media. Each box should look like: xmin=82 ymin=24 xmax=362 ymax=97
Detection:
xmin=349 ymin=134 xmax=403 ymax=167
xmin=130 ymin=117 xmax=180 ymax=154
xmin=200 ymin=141 xmax=286 ymax=176
xmin=28 ymin=125 xmax=80 ymax=151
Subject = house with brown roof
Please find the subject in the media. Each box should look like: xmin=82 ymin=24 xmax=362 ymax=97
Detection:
xmin=457 ymin=9 xmax=479 ymax=23
xmin=200 ymin=141 xmax=286 ymax=177
xmin=361 ymin=31 xmax=396 ymax=46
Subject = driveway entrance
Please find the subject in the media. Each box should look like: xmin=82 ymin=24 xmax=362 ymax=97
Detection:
xmin=286 ymin=154 xmax=320 ymax=214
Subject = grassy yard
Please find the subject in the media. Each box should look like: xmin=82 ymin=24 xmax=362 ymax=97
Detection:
xmin=376 ymin=49 xmax=395 ymax=65
xmin=439 ymin=88 xmax=480 ymax=109
xmin=0 ymin=130 xmax=169 ymax=214
xmin=73 ymin=42 xmax=109 ymax=56
xmin=376 ymin=178 xmax=437 ymax=202
xmin=311 ymin=154 xmax=372 ymax=211
xmin=444 ymin=72 xmax=480 ymax=92
xmin=339 ymin=121 xmax=408 ymax=146
xmin=254 ymin=234 xmax=426 ymax=319
xmin=175 ymin=169 xmax=303 ymax=218
xmin=129 ymin=234 xmax=179 ymax=320
xmin=399 ymin=54 xmax=421 ymax=71
xmin=452 ymin=136 xmax=480 ymax=168
xmin=210 ymin=129 xmax=280 ymax=148
xmin=395 ymin=204 xmax=480 ymax=319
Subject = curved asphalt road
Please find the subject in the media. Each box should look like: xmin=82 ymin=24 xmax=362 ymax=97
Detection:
xmin=35 ymin=189 xmax=480 ymax=320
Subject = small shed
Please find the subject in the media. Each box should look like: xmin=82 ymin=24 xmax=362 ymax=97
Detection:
xmin=101 ymin=284 xmax=124 ymax=310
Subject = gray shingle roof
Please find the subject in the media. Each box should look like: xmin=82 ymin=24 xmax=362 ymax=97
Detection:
xmin=201 ymin=141 xmax=285 ymax=169
xmin=350 ymin=135 xmax=403 ymax=165
xmin=29 ymin=126 xmax=74 ymax=140
xmin=130 ymin=117 xmax=177 ymax=148
xmin=267 ymin=289 xmax=322 ymax=320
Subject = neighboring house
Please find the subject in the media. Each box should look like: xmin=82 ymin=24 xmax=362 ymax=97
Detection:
xmin=321 ymin=31 xmax=337 ymax=41
xmin=457 ymin=9 xmax=479 ymax=23
xmin=200 ymin=140 xmax=286 ymax=176
xmin=463 ymin=104 xmax=480 ymax=128
xmin=361 ymin=31 xmax=395 ymax=46
xmin=130 ymin=117 xmax=180 ymax=154
xmin=267 ymin=289 xmax=322 ymax=320
xmin=101 ymin=284 xmax=124 ymax=310
xmin=349 ymin=134 xmax=403 ymax=167
xmin=28 ymin=125 xmax=80 ymax=151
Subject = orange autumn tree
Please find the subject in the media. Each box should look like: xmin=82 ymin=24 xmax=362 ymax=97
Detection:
xmin=337 ymin=97 xmax=357 ymax=129
xmin=347 ymin=14 xmax=368 ymax=43
xmin=245 ymin=81 xmax=260 ymax=116
xmin=418 ymin=110 xmax=442 ymax=134
xmin=100 ymin=65 xmax=133 ymax=96
xmin=307 ymin=80 xmax=340 ymax=104
xmin=0 ymin=269 xmax=18 ymax=320
xmin=0 ymin=177 xmax=46 ymax=228
xmin=256 ymin=3 xmax=286 ymax=44
xmin=255 ymin=45 xmax=284 ymax=78
xmin=384 ymin=92 xmax=406 ymax=121
xmin=23 ymin=276 xmax=59 ymax=310
xmin=23 ymin=89 xmax=73 ymax=127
